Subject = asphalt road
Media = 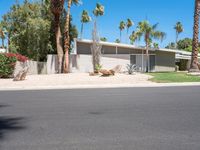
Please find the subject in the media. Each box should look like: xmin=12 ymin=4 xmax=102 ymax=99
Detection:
xmin=0 ymin=86 xmax=200 ymax=150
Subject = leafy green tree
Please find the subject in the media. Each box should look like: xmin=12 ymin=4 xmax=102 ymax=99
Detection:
xmin=133 ymin=21 xmax=166 ymax=72
xmin=80 ymin=10 xmax=91 ymax=39
xmin=119 ymin=21 xmax=126 ymax=43
xmin=1 ymin=1 xmax=52 ymax=61
xmin=166 ymin=38 xmax=200 ymax=52
xmin=177 ymin=38 xmax=192 ymax=51
xmin=174 ymin=22 xmax=183 ymax=47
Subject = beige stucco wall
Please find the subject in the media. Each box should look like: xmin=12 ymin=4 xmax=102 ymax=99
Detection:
xmin=155 ymin=51 xmax=175 ymax=72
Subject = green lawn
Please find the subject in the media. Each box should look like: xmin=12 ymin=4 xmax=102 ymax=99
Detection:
xmin=148 ymin=72 xmax=200 ymax=83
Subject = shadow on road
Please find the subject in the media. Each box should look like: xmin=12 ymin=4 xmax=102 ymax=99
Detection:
xmin=0 ymin=104 xmax=26 ymax=141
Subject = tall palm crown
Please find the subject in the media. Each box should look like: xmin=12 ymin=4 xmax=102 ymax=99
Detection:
xmin=126 ymin=18 xmax=134 ymax=43
xmin=129 ymin=31 xmax=137 ymax=45
xmin=81 ymin=10 xmax=91 ymax=23
xmin=134 ymin=20 xmax=166 ymax=72
xmin=80 ymin=10 xmax=91 ymax=39
xmin=190 ymin=0 xmax=200 ymax=71
xmin=174 ymin=22 xmax=183 ymax=47
xmin=119 ymin=21 xmax=126 ymax=42
xmin=127 ymin=19 xmax=133 ymax=29
xmin=135 ymin=21 xmax=165 ymax=47
xmin=93 ymin=3 xmax=104 ymax=17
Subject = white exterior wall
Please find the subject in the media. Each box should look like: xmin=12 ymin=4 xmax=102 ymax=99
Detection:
xmin=71 ymin=54 xmax=130 ymax=73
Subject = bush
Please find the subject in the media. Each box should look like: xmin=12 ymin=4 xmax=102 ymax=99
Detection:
xmin=126 ymin=64 xmax=137 ymax=74
xmin=0 ymin=53 xmax=28 ymax=78
xmin=176 ymin=59 xmax=188 ymax=71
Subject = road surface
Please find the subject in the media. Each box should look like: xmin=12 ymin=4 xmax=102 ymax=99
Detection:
xmin=0 ymin=86 xmax=200 ymax=150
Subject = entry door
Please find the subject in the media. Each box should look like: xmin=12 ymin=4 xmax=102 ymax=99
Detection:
xmin=149 ymin=55 xmax=156 ymax=72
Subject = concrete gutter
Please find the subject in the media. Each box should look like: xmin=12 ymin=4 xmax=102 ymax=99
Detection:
xmin=1 ymin=82 xmax=200 ymax=91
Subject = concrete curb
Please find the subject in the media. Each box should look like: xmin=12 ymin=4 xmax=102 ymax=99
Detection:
xmin=1 ymin=83 xmax=200 ymax=91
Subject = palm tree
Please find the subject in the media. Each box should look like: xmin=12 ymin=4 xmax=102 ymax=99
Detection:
xmin=126 ymin=18 xmax=133 ymax=43
xmin=190 ymin=0 xmax=200 ymax=72
xmin=129 ymin=31 xmax=137 ymax=45
xmin=115 ymin=39 xmax=120 ymax=43
xmin=80 ymin=10 xmax=91 ymax=39
xmin=92 ymin=2 xmax=105 ymax=30
xmin=93 ymin=3 xmax=104 ymax=18
xmin=100 ymin=37 xmax=107 ymax=42
xmin=50 ymin=0 xmax=64 ymax=73
xmin=174 ymin=22 xmax=183 ymax=48
xmin=119 ymin=21 xmax=126 ymax=43
xmin=64 ymin=0 xmax=80 ymax=73
xmin=134 ymin=21 xmax=166 ymax=72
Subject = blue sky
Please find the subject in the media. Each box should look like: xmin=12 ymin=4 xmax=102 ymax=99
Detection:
xmin=0 ymin=0 xmax=195 ymax=48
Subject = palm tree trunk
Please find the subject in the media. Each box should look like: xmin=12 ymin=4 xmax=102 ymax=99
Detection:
xmin=127 ymin=28 xmax=129 ymax=43
xmin=190 ymin=0 xmax=200 ymax=72
xmin=55 ymin=15 xmax=64 ymax=73
xmin=63 ymin=0 xmax=72 ymax=73
xmin=80 ymin=23 xmax=84 ymax=39
xmin=145 ymin=34 xmax=149 ymax=72
xmin=175 ymin=32 xmax=178 ymax=48
xmin=145 ymin=44 xmax=149 ymax=73
xmin=120 ymin=30 xmax=122 ymax=43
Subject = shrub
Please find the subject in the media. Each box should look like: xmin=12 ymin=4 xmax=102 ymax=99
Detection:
xmin=126 ymin=64 xmax=137 ymax=74
xmin=94 ymin=64 xmax=102 ymax=73
xmin=0 ymin=53 xmax=28 ymax=78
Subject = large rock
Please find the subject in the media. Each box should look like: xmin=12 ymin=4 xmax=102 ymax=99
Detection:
xmin=99 ymin=69 xmax=115 ymax=76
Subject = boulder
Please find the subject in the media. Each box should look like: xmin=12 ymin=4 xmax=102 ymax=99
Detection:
xmin=99 ymin=69 xmax=115 ymax=76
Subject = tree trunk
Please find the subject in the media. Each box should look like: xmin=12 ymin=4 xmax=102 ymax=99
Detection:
xmin=8 ymin=33 xmax=10 ymax=52
xmin=145 ymin=44 xmax=149 ymax=73
xmin=80 ymin=23 xmax=83 ymax=39
xmin=190 ymin=0 xmax=200 ymax=72
xmin=145 ymin=34 xmax=149 ymax=72
xmin=63 ymin=0 xmax=72 ymax=73
xmin=175 ymin=32 xmax=178 ymax=48
xmin=127 ymin=28 xmax=129 ymax=44
xmin=2 ymin=39 xmax=4 ymax=48
xmin=55 ymin=15 xmax=64 ymax=73
xmin=120 ymin=30 xmax=122 ymax=42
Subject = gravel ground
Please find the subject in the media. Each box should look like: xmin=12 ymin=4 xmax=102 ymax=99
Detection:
xmin=0 ymin=73 xmax=153 ymax=89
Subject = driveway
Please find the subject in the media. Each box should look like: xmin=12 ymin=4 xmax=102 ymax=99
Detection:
xmin=0 ymin=86 xmax=200 ymax=150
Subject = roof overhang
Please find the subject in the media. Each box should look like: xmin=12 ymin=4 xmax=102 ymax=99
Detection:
xmin=75 ymin=39 xmax=200 ymax=60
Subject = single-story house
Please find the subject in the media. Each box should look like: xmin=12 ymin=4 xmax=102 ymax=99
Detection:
xmin=69 ymin=39 xmax=199 ymax=73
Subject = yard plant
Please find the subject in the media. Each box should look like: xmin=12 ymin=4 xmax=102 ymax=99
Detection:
xmin=0 ymin=53 xmax=28 ymax=78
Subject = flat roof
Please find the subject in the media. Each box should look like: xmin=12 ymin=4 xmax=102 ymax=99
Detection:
xmin=76 ymin=39 xmax=199 ymax=59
